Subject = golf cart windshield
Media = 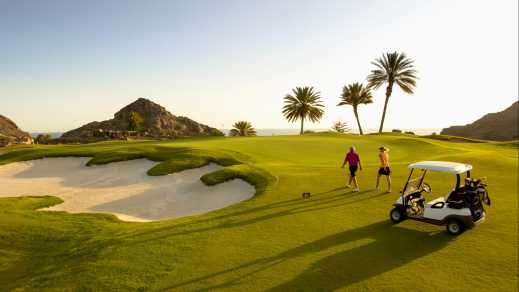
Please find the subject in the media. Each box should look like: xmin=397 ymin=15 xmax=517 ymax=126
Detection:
xmin=403 ymin=169 xmax=426 ymax=195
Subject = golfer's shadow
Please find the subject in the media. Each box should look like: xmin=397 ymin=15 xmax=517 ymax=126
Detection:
xmin=119 ymin=189 xmax=383 ymax=244
xmin=165 ymin=221 xmax=451 ymax=291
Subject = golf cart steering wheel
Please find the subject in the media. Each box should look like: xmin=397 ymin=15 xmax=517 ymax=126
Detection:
xmin=422 ymin=183 xmax=431 ymax=193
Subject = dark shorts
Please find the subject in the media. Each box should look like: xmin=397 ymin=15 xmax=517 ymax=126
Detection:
xmin=349 ymin=165 xmax=358 ymax=177
xmin=378 ymin=167 xmax=391 ymax=175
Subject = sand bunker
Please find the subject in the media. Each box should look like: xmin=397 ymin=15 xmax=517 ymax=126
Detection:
xmin=0 ymin=158 xmax=255 ymax=222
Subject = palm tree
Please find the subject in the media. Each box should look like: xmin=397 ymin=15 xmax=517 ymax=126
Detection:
xmin=367 ymin=52 xmax=417 ymax=133
xmin=282 ymin=86 xmax=325 ymax=135
xmin=229 ymin=121 xmax=256 ymax=136
xmin=337 ymin=82 xmax=373 ymax=135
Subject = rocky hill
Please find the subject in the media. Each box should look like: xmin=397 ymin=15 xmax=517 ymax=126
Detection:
xmin=441 ymin=101 xmax=518 ymax=141
xmin=0 ymin=115 xmax=33 ymax=146
xmin=60 ymin=98 xmax=223 ymax=143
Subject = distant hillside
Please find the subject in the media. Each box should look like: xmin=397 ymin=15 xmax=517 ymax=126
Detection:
xmin=61 ymin=98 xmax=223 ymax=143
xmin=0 ymin=115 xmax=33 ymax=146
xmin=441 ymin=101 xmax=518 ymax=141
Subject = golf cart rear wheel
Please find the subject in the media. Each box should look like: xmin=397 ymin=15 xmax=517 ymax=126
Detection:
xmin=446 ymin=219 xmax=465 ymax=235
xmin=390 ymin=207 xmax=406 ymax=223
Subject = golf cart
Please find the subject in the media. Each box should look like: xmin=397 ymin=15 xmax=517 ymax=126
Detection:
xmin=389 ymin=161 xmax=491 ymax=235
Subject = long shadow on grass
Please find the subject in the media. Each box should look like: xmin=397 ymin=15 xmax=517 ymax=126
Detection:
xmin=121 ymin=189 xmax=387 ymax=246
xmin=18 ymin=187 xmax=371 ymax=287
xmin=161 ymin=221 xmax=450 ymax=290
xmin=30 ymin=187 xmax=361 ymax=261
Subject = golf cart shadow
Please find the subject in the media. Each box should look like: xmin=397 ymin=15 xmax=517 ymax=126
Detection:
xmin=268 ymin=221 xmax=451 ymax=291
xmin=167 ymin=221 xmax=452 ymax=291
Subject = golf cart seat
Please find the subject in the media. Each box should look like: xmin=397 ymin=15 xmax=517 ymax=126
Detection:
xmin=405 ymin=192 xmax=424 ymax=205
xmin=426 ymin=197 xmax=446 ymax=209
xmin=446 ymin=189 xmax=466 ymax=209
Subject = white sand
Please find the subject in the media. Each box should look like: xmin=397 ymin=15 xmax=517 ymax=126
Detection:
xmin=0 ymin=158 xmax=255 ymax=222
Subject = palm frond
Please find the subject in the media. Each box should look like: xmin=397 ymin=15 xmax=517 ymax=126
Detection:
xmin=230 ymin=121 xmax=256 ymax=136
xmin=367 ymin=51 xmax=418 ymax=94
xmin=337 ymin=82 xmax=374 ymax=107
xmin=282 ymin=86 xmax=325 ymax=124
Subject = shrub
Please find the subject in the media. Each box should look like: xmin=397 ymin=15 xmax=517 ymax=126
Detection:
xmin=229 ymin=121 xmax=256 ymax=137
xmin=210 ymin=129 xmax=225 ymax=136
xmin=35 ymin=134 xmax=52 ymax=144
xmin=331 ymin=121 xmax=350 ymax=133
xmin=128 ymin=112 xmax=144 ymax=131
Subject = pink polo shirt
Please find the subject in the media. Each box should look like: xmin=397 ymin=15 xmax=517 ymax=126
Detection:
xmin=345 ymin=151 xmax=360 ymax=166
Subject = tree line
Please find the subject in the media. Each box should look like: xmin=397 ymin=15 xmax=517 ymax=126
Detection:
xmin=230 ymin=51 xmax=417 ymax=136
xmin=284 ymin=51 xmax=417 ymax=135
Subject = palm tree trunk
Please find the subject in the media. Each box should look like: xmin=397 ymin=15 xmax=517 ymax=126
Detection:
xmin=300 ymin=117 xmax=304 ymax=135
xmin=353 ymin=106 xmax=363 ymax=135
xmin=378 ymin=83 xmax=393 ymax=133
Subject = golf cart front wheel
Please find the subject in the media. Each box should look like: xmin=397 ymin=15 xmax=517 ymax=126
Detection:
xmin=390 ymin=208 xmax=406 ymax=223
xmin=446 ymin=219 xmax=465 ymax=235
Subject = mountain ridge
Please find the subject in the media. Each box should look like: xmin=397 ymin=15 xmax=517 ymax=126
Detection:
xmin=441 ymin=101 xmax=518 ymax=141
xmin=60 ymin=98 xmax=223 ymax=142
xmin=0 ymin=115 xmax=34 ymax=146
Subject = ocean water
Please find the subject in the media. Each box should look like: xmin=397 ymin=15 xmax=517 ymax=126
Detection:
xmin=31 ymin=128 xmax=440 ymax=139
xmin=226 ymin=128 xmax=441 ymax=136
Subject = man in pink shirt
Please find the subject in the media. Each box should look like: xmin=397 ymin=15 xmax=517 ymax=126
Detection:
xmin=341 ymin=146 xmax=362 ymax=192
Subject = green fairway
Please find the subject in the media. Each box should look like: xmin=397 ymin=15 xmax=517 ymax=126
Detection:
xmin=0 ymin=134 xmax=517 ymax=291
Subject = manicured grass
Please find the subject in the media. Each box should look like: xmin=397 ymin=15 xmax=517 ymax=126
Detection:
xmin=420 ymin=134 xmax=487 ymax=143
xmin=0 ymin=133 xmax=517 ymax=291
xmin=201 ymin=164 xmax=276 ymax=195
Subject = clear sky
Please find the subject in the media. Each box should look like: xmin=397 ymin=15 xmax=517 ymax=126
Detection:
xmin=1 ymin=0 xmax=517 ymax=132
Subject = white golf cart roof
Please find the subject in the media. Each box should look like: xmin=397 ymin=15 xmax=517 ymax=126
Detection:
xmin=408 ymin=161 xmax=472 ymax=174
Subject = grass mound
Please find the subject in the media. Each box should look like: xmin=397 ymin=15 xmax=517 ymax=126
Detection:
xmin=146 ymin=148 xmax=242 ymax=176
xmin=421 ymin=134 xmax=486 ymax=143
xmin=86 ymin=151 xmax=146 ymax=165
xmin=496 ymin=140 xmax=519 ymax=148
xmin=201 ymin=164 xmax=277 ymax=195
xmin=0 ymin=195 xmax=63 ymax=211
xmin=367 ymin=132 xmax=417 ymax=137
